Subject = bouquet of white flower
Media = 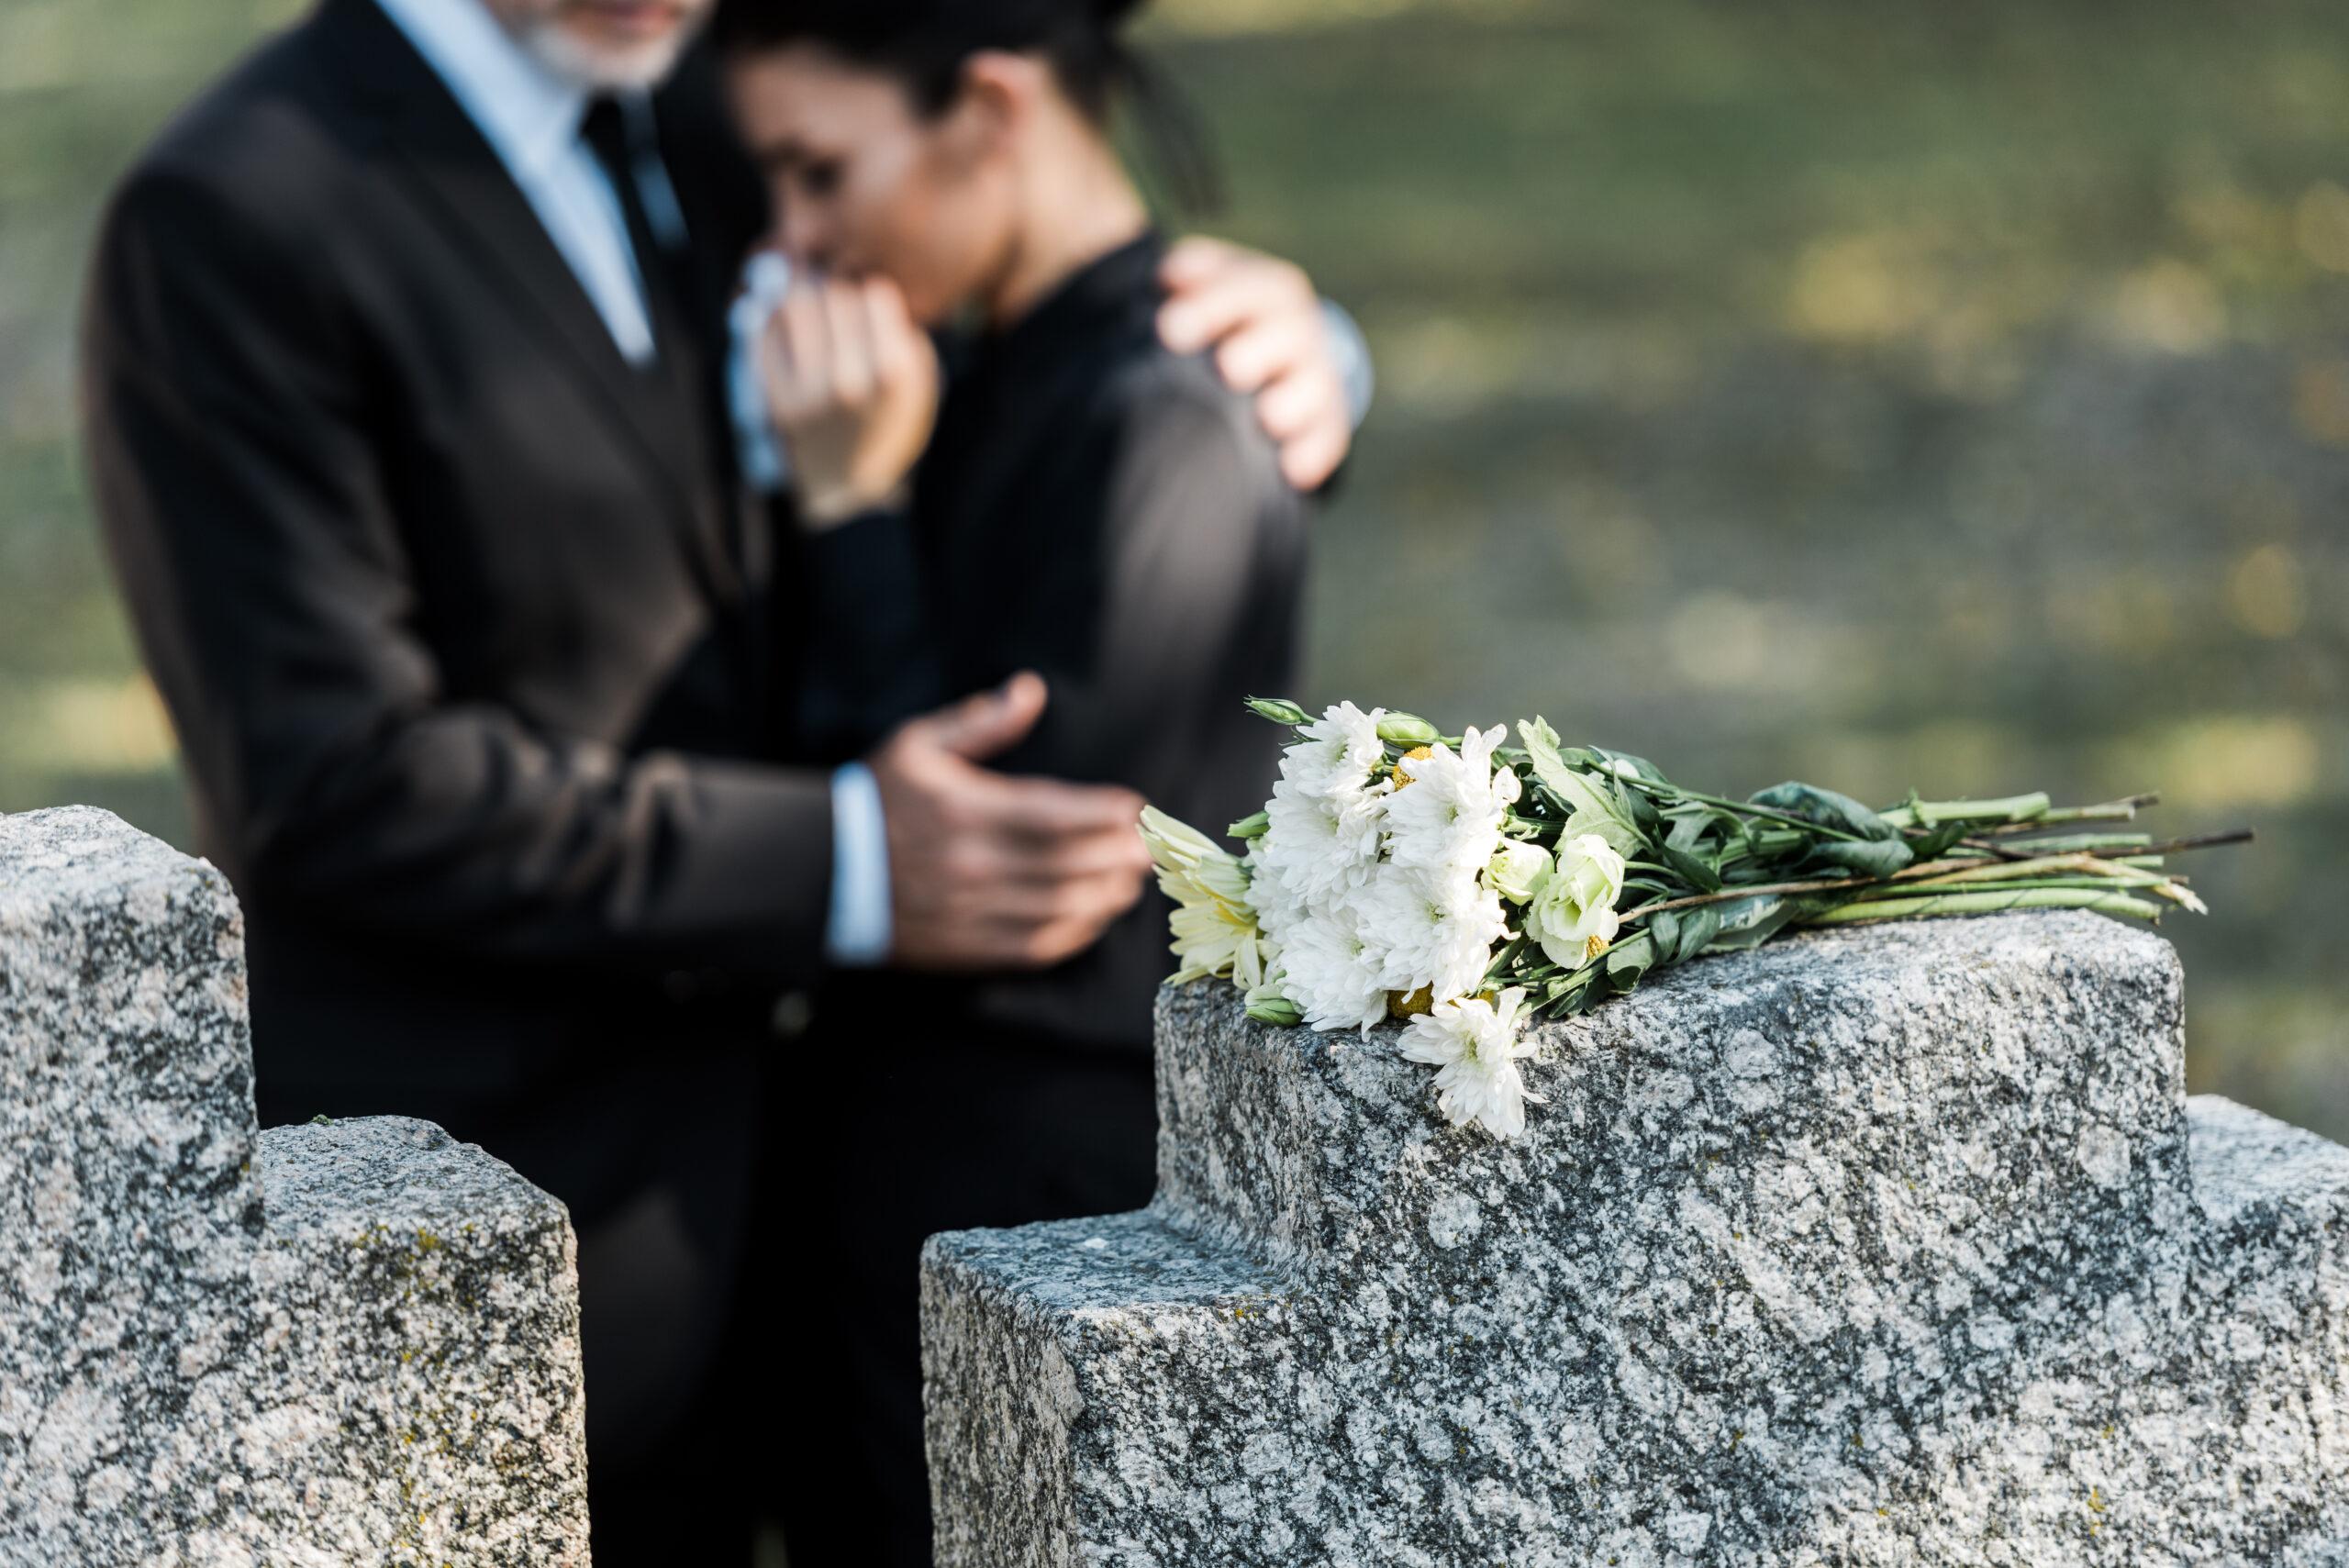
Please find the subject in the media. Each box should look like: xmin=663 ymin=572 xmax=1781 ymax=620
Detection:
xmin=1140 ymin=698 xmax=2249 ymax=1139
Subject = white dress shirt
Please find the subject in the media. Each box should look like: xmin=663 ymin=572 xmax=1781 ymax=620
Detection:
xmin=374 ymin=0 xmax=658 ymax=363
xmin=373 ymin=0 xmax=895 ymax=964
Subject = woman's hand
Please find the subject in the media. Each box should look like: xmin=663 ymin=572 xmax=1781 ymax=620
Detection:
xmin=762 ymin=274 xmax=940 ymax=528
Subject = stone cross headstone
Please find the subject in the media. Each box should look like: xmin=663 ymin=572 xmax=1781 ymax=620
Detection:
xmin=922 ymin=911 xmax=2349 ymax=1565
xmin=0 ymin=807 xmax=591 ymax=1565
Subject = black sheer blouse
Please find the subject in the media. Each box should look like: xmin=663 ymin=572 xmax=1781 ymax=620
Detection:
xmin=803 ymin=231 xmax=1310 ymax=1053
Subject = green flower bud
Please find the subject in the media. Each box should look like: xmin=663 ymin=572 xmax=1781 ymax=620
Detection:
xmin=1246 ymin=696 xmax=1311 ymax=726
xmin=1244 ymin=990 xmax=1303 ymax=1028
xmin=1228 ymin=809 xmax=1271 ymax=840
xmin=1375 ymin=711 xmax=1442 ymax=746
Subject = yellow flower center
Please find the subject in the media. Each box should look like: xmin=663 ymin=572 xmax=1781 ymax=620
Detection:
xmin=1585 ymin=933 xmax=1612 ymax=962
xmin=1387 ymin=985 xmax=1435 ymax=1019
xmin=1391 ymin=745 xmax=1436 ymax=788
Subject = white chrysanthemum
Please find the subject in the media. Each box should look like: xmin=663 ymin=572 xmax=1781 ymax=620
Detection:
xmin=1247 ymin=703 xmax=1394 ymax=940
xmin=1384 ymin=724 xmax=1519 ymax=875
xmin=1138 ymin=806 xmax=1268 ymax=989
xmin=1355 ymin=862 xmax=1508 ymax=1001
xmin=1398 ymin=986 xmax=1542 ymax=1139
xmin=1252 ymin=774 xmax=1385 ymax=928
xmin=1275 ymin=904 xmax=1388 ymax=1035
xmin=1281 ymin=701 xmax=1388 ymax=798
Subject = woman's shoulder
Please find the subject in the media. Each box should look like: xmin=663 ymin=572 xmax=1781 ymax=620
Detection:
xmin=1090 ymin=339 xmax=1290 ymax=497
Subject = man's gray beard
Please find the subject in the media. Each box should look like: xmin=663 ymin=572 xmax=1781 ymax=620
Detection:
xmin=515 ymin=16 xmax=691 ymax=92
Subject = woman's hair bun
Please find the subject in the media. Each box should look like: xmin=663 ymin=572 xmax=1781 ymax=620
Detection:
xmin=1091 ymin=0 xmax=1149 ymax=28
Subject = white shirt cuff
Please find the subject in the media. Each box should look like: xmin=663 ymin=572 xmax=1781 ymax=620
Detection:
xmin=823 ymin=761 xmax=892 ymax=965
xmin=1320 ymin=296 xmax=1376 ymax=429
xmin=728 ymin=250 xmax=794 ymax=495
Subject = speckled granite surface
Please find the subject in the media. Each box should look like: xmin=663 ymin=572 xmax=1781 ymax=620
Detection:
xmin=923 ymin=913 xmax=2349 ymax=1566
xmin=0 ymin=808 xmax=588 ymax=1566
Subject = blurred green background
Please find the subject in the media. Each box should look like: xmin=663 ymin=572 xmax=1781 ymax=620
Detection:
xmin=2 ymin=0 xmax=2342 ymax=1133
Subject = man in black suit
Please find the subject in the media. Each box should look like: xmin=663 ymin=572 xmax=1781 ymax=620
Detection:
xmin=79 ymin=0 xmax=1360 ymax=1557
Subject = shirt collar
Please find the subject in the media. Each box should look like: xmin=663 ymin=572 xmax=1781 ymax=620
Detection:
xmin=372 ymin=0 xmax=594 ymax=177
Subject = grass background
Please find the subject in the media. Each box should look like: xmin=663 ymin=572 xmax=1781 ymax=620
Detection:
xmin=2 ymin=0 xmax=2343 ymax=1133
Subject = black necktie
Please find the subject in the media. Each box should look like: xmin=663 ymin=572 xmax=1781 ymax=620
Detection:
xmin=579 ymin=95 xmax=687 ymax=360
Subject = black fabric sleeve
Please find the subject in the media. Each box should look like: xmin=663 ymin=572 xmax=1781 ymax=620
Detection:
xmin=81 ymin=166 xmax=835 ymax=986
xmin=997 ymin=360 xmax=1309 ymax=796
xmin=793 ymin=506 xmax=942 ymax=759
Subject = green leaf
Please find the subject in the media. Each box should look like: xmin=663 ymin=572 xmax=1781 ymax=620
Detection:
xmin=1668 ymin=906 xmax=1722 ymax=962
xmin=1902 ymin=820 xmax=1970 ymax=860
xmin=1228 ymin=809 xmax=1270 ymax=840
xmin=1647 ymin=909 xmax=1678 ymax=956
xmin=1645 ymin=908 xmax=1724 ymax=965
xmin=1518 ymin=715 xmax=1570 ymax=783
xmin=1702 ymin=895 xmax=1798 ymax=951
xmin=1591 ymin=746 xmax=1664 ymax=782
xmin=1520 ymin=717 xmax=1646 ymax=857
xmin=1750 ymin=781 xmax=1901 ymax=841
xmin=1604 ymin=930 xmax=1656 ymax=994
xmin=1623 ymin=781 xmax=1665 ymax=837
xmin=1661 ymin=845 xmax=1725 ymax=893
xmin=1809 ymin=838 xmax=1916 ymax=876
xmin=1481 ymin=934 xmax=1529 ymax=985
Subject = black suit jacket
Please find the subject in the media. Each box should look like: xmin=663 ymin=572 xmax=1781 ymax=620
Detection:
xmin=81 ymin=0 xmax=821 ymax=1322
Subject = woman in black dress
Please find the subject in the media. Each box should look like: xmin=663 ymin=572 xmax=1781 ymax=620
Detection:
xmin=714 ymin=1 xmax=1311 ymax=1559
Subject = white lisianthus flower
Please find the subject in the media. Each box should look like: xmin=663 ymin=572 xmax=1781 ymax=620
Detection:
xmin=1356 ymin=862 xmax=1508 ymax=1002
xmin=1485 ymin=840 xmax=1551 ymax=905
xmin=1384 ymin=724 xmax=1519 ymax=876
xmin=1275 ymin=904 xmax=1389 ymax=1035
xmin=1398 ymin=986 xmax=1542 ymax=1139
xmin=1138 ymin=806 xmax=1269 ymax=988
xmin=1524 ymin=832 xmax=1628 ymax=969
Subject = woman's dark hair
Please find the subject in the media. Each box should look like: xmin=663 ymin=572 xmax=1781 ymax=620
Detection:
xmin=711 ymin=0 xmax=1223 ymax=214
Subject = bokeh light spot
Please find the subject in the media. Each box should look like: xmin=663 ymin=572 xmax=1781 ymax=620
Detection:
xmin=2107 ymin=260 xmax=2225 ymax=354
xmin=2295 ymin=182 xmax=2349 ymax=273
xmin=2224 ymin=544 xmax=2306 ymax=640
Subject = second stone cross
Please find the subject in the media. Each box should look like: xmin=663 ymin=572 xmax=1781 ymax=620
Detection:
xmin=921 ymin=912 xmax=2349 ymax=1566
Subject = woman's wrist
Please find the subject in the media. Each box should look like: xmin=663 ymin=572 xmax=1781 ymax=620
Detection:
xmin=797 ymin=476 xmax=911 ymax=530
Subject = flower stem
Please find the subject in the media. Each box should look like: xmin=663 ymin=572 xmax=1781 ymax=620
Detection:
xmin=1803 ymin=888 xmax=2165 ymax=925
xmin=1620 ymin=779 xmax=1867 ymax=841
xmin=1974 ymin=793 xmax=2159 ymax=832
xmin=1618 ymin=852 xmax=1994 ymax=921
xmin=1847 ymin=875 xmax=2161 ymax=899
xmin=1879 ymin=793 xmax=2051 ymax=829
xmin=1899 ymin=851 xmax=2164 ymax=888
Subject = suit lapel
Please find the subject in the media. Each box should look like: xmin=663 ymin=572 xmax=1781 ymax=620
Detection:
xmin=315 ymin=0 xmax=730 ymax=591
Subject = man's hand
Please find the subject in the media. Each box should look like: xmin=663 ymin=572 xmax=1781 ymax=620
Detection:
xmin=763 ymin=274 xmax=941 ymax=527
xmin=870 ymin=673 xmax=1154 ymax=970
xmin=1158 ymin=237 xmax=1353 ymax=491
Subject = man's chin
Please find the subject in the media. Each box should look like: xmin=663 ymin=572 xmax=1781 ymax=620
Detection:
xmin=520 ymin=17 xmax=693 ymax=91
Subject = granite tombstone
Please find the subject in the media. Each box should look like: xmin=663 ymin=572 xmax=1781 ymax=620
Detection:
xmin=923 ymin=912 xmax=2349 ymax=1566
